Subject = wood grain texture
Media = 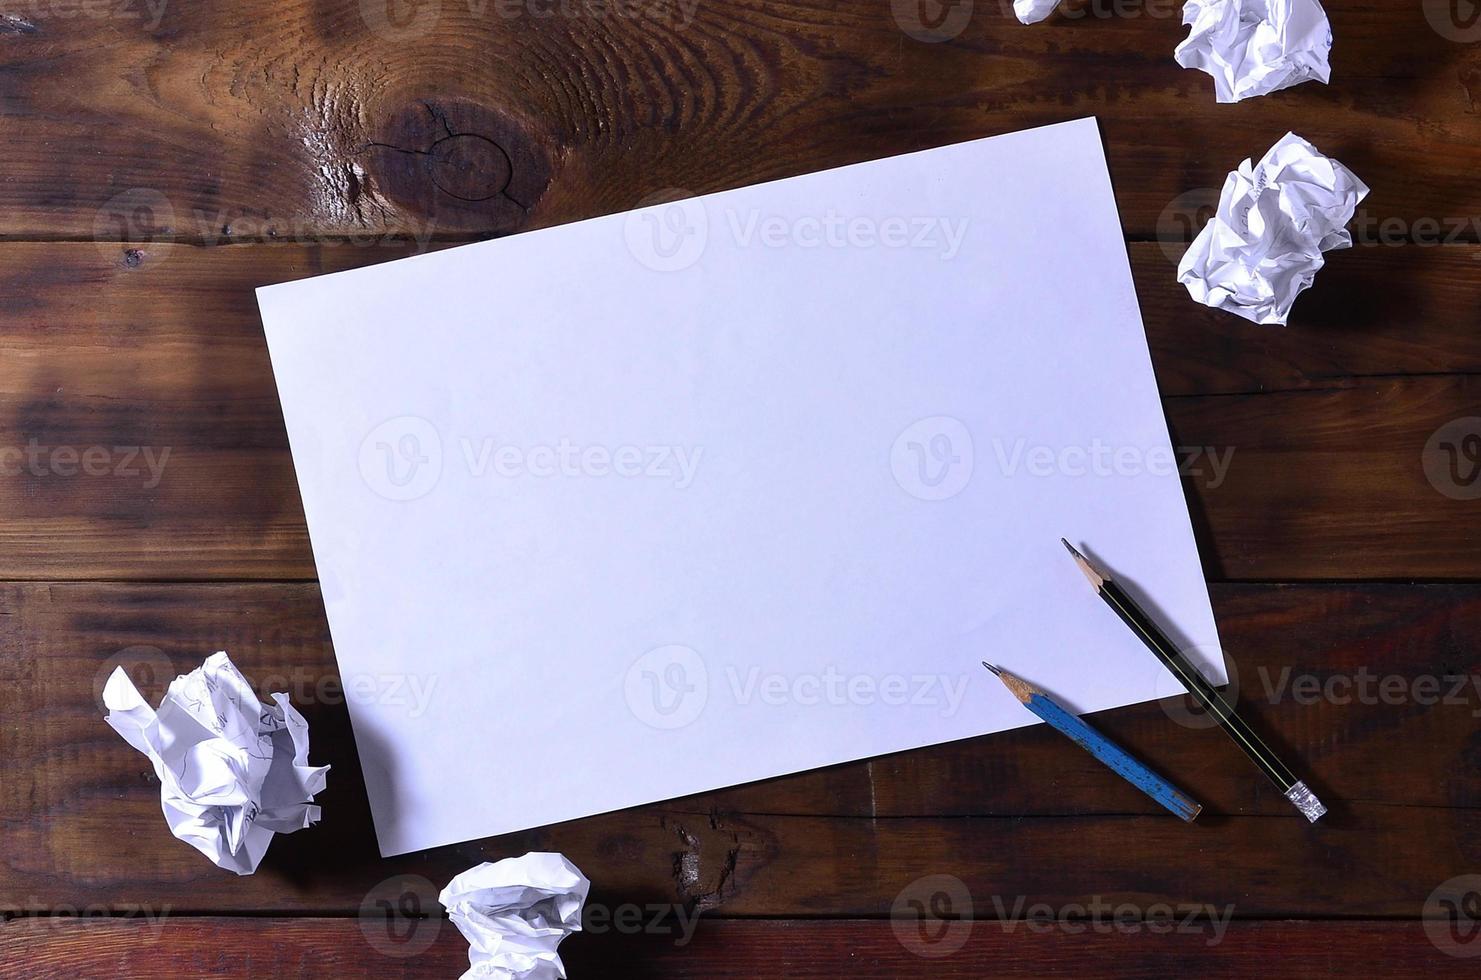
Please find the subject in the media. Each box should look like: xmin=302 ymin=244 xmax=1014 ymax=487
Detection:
xmin=5 ymin=0 xmax=1481 ymax=967
xmin=0 ymin=919 xmax=1465 ymax=978
xmin=1 ymin=1 xmax=1480 ymax=241
xmin=1132 ymin=246 xmax=1481 ymax=395
xmin=2 ymin=241 xmax=1480 ymax=581
xmin=2 ymin=581 xmax=1477 ymax=915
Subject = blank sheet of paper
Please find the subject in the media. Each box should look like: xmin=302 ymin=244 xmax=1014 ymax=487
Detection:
xmin=258 ymin=117 xmax=1224 ymax=857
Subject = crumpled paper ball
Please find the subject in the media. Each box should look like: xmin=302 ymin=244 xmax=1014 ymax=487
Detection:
xmin=1178 ymin=132 xmax=1368 ymax=326
xmin=1014 ymin=0 xmax=1060 ymax=24
xmin=103 ymin=651 xmax=329 ymax=875
xmin=440 ymin=853 xmax=591 ymax=980
xmin=1174 ymin=0 xmax=1332 ymax=103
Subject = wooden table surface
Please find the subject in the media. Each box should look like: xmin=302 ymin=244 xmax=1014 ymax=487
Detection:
xmin=4 ymin=0 xmax=1481 ymax=975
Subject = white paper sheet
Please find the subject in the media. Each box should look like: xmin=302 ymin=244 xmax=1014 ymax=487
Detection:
xmin=1178 ymin=132 xmax=1368 ymax=325
xmin=440 ymin=853 xmax=590 ymax=980
xmin=102 ymin=652 xmax=329 ymax=874
xmin=258 ymin=117 xmax=1224 ymax=857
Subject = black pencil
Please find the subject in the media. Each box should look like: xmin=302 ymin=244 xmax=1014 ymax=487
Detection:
xmin=1061 ymin=538 xmax=1326 ymax=823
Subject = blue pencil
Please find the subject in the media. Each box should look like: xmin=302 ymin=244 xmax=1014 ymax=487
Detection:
xmin=982 ymin=662 xmax=1202 ymax=822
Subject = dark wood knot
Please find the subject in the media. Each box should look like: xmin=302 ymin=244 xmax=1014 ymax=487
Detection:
xmin=362 ymin=100 xmax=554 ymax=236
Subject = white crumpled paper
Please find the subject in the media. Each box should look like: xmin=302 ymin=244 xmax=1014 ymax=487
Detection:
xmin=103 ymin=651 xmax=329 ymax=875
xmin=439 ymin=853 xmax=591 ymax=980
xmin=1178 ymin=132 xmax=1368 ymax=326
xmin=1014 ymin=0 xmax=1059 ymax=24
xmin=1175 ymin=0 xmax=1331 ymax=103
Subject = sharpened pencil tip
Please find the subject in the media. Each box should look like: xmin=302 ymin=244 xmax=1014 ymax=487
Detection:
xmin=1060 ymin=537 xmax=1105 ymax=590
xmin=981 ymin=662 xmax=1000 ymax=676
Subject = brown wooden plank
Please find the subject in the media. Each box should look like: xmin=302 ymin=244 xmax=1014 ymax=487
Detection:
xmin=0 ymin=918 xmax=1466 ymax=978
xmin=1172 ymin=375 xmax=1481 ymax=580
xmin=0 ymin=1 xmax=1478 ymax=241
xmin=2 ymin=241 xmax=1480 ymax=580
xmin=1 ymin=581 xmax=1477 ymax=915
xmin=11 ymin=240 xmax=1476 ymax=410
xmin=0 ymin=243 xmax=413 ymax=582
xmin=1133 ymin=244 xmax=1481 ymax=397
